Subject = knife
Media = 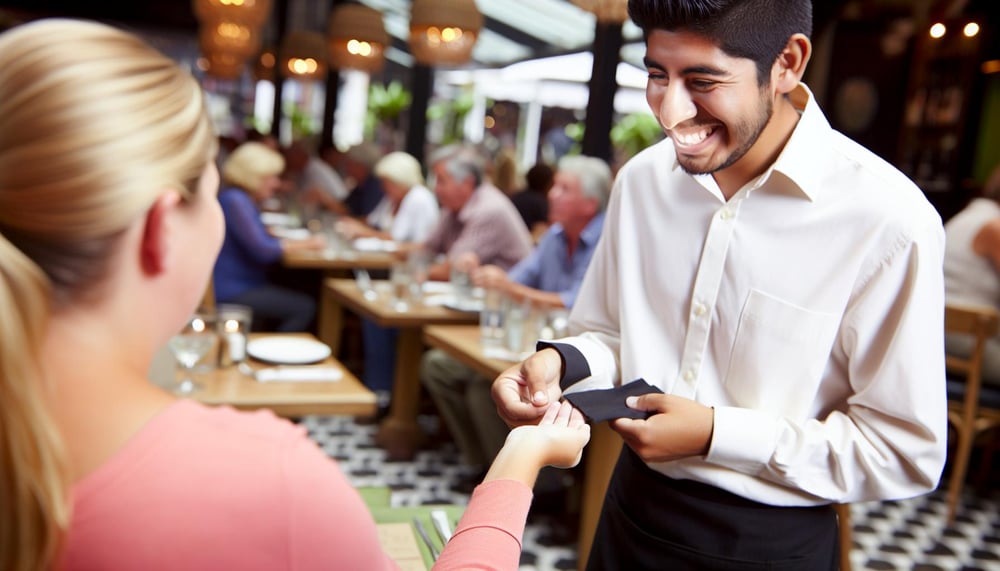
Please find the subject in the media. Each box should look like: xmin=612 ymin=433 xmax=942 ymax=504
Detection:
xmin=413 ymin=517 xmax=440 ymax=561
xmin=430 ymin=509 xmax=453 ymax=544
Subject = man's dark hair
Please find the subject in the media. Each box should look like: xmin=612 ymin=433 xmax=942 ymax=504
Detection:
xmin=628 ymin=0 xmax=812 ymax=84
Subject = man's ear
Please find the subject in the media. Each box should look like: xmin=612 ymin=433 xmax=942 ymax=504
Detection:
xmin=772 ymin=33 xmax=812 ymax=95
xmin=140 ymin=191 xmax=182 ymax=276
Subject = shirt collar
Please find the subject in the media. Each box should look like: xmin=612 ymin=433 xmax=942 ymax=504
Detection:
xmin=669 ymin=83 xmax=833 ymax=203
xmin=766 ymin=83 xmax=832 ymax=202
xmin=555 ymin=211 xmax=606 ymax=248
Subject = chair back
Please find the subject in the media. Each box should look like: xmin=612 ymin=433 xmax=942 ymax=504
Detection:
xmin=943 ymin=302 xmax=999 ymax=523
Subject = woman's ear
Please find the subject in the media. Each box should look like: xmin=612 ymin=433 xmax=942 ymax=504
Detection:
xmin=771 ymin=33 xmax=812 ymax=94
xmin=140 ymin=191 xmax=182 ymax=276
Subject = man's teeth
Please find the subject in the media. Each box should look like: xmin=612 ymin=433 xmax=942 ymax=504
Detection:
xmin=673 ymin=128 xmax=713 ymax=146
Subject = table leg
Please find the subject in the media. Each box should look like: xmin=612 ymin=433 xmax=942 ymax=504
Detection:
xmin=375 ymin=328 xmax=425 ymax=460
xmin=318 ymin=283 xmax=343 ymax=355
xmin=577 ymin=422 xmax=621 ymax=571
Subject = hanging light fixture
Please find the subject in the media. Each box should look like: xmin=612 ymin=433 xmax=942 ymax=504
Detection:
xmin=572 ymin=0 xmax=630 ymax=23
xmin=279 ymin=30 xmax=328 ymax=80
xmin=409 ymin=0 xmax=483 ymax=66
xmin=199 ymin=19 xmax=261 ymax=61
xmin=253 ymin=49 xmax=276 ymax=82
xmin=192 ymin=0 xmax=272 ymax=27
xmin=328 ymin=4 xmax=389 ymax=73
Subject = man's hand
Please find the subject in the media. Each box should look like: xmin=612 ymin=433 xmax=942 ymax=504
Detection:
xmin=471 ymin=264 xmax=510 ymax=291
xmin=492 ymin=348 xmax=564 ymax=427
xmin=610 ymin=393 xmax=715 ymax=462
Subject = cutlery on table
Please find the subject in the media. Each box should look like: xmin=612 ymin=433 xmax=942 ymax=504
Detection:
xmin=412 ymin=517 xmax=440 ymax=561
xmin=430 ymin=509 xmax=453 ymax=544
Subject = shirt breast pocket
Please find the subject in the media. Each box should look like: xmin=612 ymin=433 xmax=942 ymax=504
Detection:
xmin=724 ymin=289 xmax=840 ymax=419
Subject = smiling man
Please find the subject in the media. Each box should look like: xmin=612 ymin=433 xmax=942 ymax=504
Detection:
xmin=491 ymin=0 xmax=948 ymax=569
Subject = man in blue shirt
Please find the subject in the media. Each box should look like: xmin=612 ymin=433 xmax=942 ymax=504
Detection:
xmin=421 ymin=155 xmax=612 ymax=478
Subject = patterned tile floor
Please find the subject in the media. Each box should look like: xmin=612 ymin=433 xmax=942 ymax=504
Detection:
xmin=301 ymin=414 xmax=1000 ymax=571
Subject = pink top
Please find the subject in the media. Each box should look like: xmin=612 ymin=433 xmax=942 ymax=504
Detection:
xmin=57 ymin=400 xmax=532 ymax=570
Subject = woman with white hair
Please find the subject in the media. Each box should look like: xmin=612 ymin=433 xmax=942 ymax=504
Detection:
xmin=336 ymin=151 xmax=439 ymax=244
xmin=214 ymin=141 xmax=323 ymax=331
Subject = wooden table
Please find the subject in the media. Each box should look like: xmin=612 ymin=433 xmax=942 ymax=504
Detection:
xmin=192 ymin=333 xmax=377 ymax=418
xmin=282 ymin=247 xmax=397 ymax=272
xmin=322 ymin=279 xmax=479 ymax=459
xmin=422 ymin=324 xmax=622 ymax=571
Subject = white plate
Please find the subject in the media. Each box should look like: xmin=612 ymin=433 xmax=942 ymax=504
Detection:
xmin=246 ymin=336 xmax=332 ymax=365
xmin=270 ymin=227 xmax=312 ymax=240
xmin=260 ymin=212 xmax=300 ymax=227
xmin=423 ymin=294 xmax=485 ymax=313
xmin=352 ymin=237 xmax=398 ymax=252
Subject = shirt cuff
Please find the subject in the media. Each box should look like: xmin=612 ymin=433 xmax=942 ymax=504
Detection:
xmin=705 ymin=406 xmax=781 ymax=474
xmin=536 ymin=341 xmax=590 ymax=390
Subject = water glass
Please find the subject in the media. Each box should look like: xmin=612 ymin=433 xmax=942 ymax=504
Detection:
xmin=390 ymin=262 xmax=413 ymax=311
xmin=408 ymin=249 xmax=431 ymax=302
xmin=168 ymin=312 xmax=218 ymax=394
xmin=479 ymin=289 xmax=505 ymax=349
xmin=449 ymin=265 xmax=472 ymax=303
xmin=216 ymin=304 xmax=253 ymax=366
xmin=503 ymin=299 xmax=531 ymax=356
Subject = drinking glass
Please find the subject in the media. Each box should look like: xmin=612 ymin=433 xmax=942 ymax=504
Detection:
xmin=407 ymin=249 xmax=431 ymax=303
xmin=390 ymin=262 xmax=413 ymax=312
xmin=168 ymin=312 xmax=217 ymax=394
xmin=480 ymin=289 xmax=505 ymax=349
xmin=216 ymin=304 xmax=253 ymax=366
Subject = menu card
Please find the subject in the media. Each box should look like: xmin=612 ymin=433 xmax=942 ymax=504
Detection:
xmin=376 ymin=522 xmax=427 ymax=571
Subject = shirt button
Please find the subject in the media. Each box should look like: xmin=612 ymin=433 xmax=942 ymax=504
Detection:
xmin=683 ymin=369 xmax=695 ymax=382
xmin=719 ymin=209 xmax=733 ymax=220
xmin=693 ymin=303 xmax=708 ymax=317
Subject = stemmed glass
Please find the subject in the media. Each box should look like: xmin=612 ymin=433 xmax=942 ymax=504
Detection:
xmin=168 ymin=312 xmax=217 ymax=394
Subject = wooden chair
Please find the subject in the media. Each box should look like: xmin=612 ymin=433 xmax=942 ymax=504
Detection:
xmin=835 ymin=503 xmax=853 ymax=571
xmin=944 ymin=302 xmax=1000 ymax=524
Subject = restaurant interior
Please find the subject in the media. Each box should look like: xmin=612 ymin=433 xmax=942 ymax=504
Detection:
xmin=3 ymin=0 xmax=1000 ymax=570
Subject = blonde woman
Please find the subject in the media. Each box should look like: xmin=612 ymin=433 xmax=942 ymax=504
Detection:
xmin=336 ymin=151 xmax=440 ymax=244
xmin=214 ymin=141 xmax=322 ymax=331
xmin=0 ymin=20 xmax=589 ymax=571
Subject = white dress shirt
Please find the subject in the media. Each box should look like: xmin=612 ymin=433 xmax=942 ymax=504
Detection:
xmin=560 ymin=84 xmax=947 ymax=506
xmin=366 ymin=184 xmax=440 ymax=243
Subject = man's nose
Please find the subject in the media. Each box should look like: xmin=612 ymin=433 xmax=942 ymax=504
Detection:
xmin=657 ymin=83 xmax=697 ymax=130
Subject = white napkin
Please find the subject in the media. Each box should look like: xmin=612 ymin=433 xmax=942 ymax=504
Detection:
xmin=255 ymin=366 xmax=343 ymax=383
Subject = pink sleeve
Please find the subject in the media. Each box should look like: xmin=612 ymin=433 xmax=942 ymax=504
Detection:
xmin=283 ymin=435 xmax=399 ymax=571
xmin=432 ymin=479 xmax=533 ymax=571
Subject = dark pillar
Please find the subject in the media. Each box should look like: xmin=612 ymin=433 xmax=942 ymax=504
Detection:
xmin=582 ymin=21 xmax=624 ymax=162
xmin=270 ymin=0 xmax=289 ymax=138
xmin=320 ymin=0 xmax=345 ymax=153
xmin=406 ymin=64 xmax=434 ymax=165
xmin=320 ymin=70 xmax=340 ymax=153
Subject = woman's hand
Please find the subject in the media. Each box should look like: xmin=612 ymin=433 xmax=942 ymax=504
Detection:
xmin=507 ymin=401 xmax=591 ymax=469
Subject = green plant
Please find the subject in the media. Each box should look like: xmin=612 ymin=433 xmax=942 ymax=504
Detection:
xmin=366 ymin=80 xmax=412 ymax=139
xmin=611 ymin=112 xmax=663 ymax=158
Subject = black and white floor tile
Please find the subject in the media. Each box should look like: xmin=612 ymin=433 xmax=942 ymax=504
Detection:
xmin=300 ymin=414 xmax=1000 ymax=571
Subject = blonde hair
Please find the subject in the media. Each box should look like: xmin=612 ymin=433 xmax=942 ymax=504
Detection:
xmin=0 ymin=19 xmax=216 ymax=571
xmin=222 ymin=142 xmax=285 ymax=196
xmin=374 ymin=151 xmax=425 ymax=189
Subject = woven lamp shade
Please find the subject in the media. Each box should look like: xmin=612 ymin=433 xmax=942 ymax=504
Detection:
xmin=193 ymin=0 xmax=272 ymax=26
xmin=572 ymin=0 xmax=630 ymax=23
xmin=328 ymin=4 xmax=389 ymax=73
xmin=199 ymin=20 xmax=261 ymax=60
xmin=279 ymin=30 xmax=328 ymax=80
xmin=409 ymin=0 xmax=483 ymax=66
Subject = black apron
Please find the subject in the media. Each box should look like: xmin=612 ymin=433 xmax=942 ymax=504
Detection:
xmin=586 ymin=447 xmax=840 ymax=570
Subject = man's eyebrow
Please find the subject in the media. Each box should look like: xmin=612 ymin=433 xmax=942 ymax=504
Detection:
xmin=641 ymin=58 xmax=730 ymax=78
